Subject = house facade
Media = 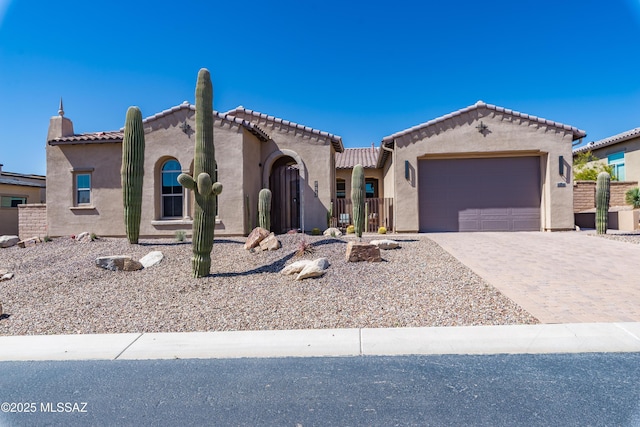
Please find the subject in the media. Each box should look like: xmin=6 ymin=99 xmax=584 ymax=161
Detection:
xmin=46 ymin=102 xmax=343 ymax=237
xmin=0 ymin=164 xmax=45 ymax=235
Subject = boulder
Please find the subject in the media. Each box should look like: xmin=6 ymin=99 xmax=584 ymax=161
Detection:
xmin=296 ymin=258 xmax=329 ymax=280
xmin=0 ymin=235 xmax=20 ymax=248
xmin=245 ymin=227 xmax=270 ymax=250
xmin=76 ymin=232 xmax=92 ymax=242
xmin=323 ymin=227 xmax=342 ymax=237
xmin=281 ymin=260 xmax=314 ymax=275
xmin=0 ymin=272 xmax=13 ymax=282
xmin=370 ymin=239 xmax=400 ymax=250
xmin=17 ymin=236 xmax=41 ymax=248
xmin=259 ymin=233 xmax=281 ymax=251
xmin=139 ymin=251 xmax=164 ymax=268
xmin=345 ymin=241 xmax=382 ymax=262
xmin=96 ymin=255 xmax=143 ymax=271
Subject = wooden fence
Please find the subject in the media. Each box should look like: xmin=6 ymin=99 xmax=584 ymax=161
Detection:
xmin=331 ymin=198 xmax=394 ymax=232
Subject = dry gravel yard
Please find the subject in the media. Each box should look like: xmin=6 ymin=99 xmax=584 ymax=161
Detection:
xmin=0 ymin=233 xmax=538 ymax=336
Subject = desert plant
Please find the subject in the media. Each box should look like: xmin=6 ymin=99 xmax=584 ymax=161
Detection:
xmin=121 ymin=106 xmax=145 ymax=244
xmin=311 ymin=227 xmax=321 ymax=235
xmin=43 ymin=235 xmax=52 ymax=242
xmin=351 ymin=164 xmax=365 ymax=238
xmin=90 ymin=233 xmax=98 ymax=241
xmin=346 ymin=225 xmax=355 ymax=234
xmin=295 ymin=236 xmax=315 ymax=257
xmin=596 ymin=171 xmax=610 ymax=235
xmin=378 ymin=226 xmax=387 ymax=234
xmin=574 ymin=151 xmax=616 ymax=181
xmin=178 ymin=68 xmax=223 ymax=278
xmin=175 ymin=230 xmax=187 ymax=242
xmin=625 ymin=187 xmax=640 ymax=209
xmin=244 ymin=194 xmax=251 ymax=236
xmin=258 ymin=188 xmax=272 ymax=231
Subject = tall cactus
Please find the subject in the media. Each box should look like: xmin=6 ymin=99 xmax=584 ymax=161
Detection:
xmin=352 ymin=164 xmax=365 ymax=238
xmin=258 ymin=188 xmax=271 ymax=231
xmin=121 ymin=106 xmax=145 ymax=244
xmin=178 ymin=68 xmax=223 ymax=277
xmin=596 ymin=171 xmax=610 ymax=235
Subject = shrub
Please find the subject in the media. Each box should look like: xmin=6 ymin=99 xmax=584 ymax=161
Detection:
xmin=175 ymin=230 xmax=187 ymax=242
xmin=626 ymin=187 xmax=640 ymax=209
xmin=295 ymin=237 xmax=314 ymax=257
xmin=90 ymin=233 xmax=98 ymax=241
xmin=346 ymin=225 xmax=355 ymax=234
xmin=574 ymin=151 xmax=617 ymax=181
xmin=378 ymin=226 xmax=387 ymax=234
xmin=43 ymin=236 xmax=52 ymax=242
xmin=311 ymin=227 xmax=321 ymax=236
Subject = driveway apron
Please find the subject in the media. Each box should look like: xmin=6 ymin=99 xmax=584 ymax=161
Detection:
xmin=427 ymin=232 xmax=640 ymax=323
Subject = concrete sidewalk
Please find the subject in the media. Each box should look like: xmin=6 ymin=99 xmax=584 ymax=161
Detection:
xmin=1 ymin=322 xmax=639 ymax=361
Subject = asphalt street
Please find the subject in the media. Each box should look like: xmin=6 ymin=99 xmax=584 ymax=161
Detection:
xmin=1 ymin=353 xmax=639 ymax=426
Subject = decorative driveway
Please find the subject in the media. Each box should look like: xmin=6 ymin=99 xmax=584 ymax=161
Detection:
xmin=427 ymin=232 xmax=640 ymax=323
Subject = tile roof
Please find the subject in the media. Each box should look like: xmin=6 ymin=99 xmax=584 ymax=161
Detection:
xmin=48 ymin=102 xmax=270 ymax=145
xmin=0 ymin=176 xmax=45 ymax=187
xmin=378 ymin=101 xmax=588 ymax=168
xmin=226 ymin=106 xmax=344 ymax=153
xmin=335 ymin=147 xmax=380 ymax=169
xmin=573 ymin=127 xmax=640 ymax=154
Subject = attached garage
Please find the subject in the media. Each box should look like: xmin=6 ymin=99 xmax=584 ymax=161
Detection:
xmin=418 ymin=156 xmax=541 ymax=232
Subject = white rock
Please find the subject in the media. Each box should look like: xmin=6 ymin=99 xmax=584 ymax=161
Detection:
xmin=281 ymin=260 xmax=314 ymax=275
xmin=0 ymin=235 xmax=20 ymax=248
xmin=323 ymin=227 xmax=342 ymax=237
xmin=370 ymin=239 xmax=400 ymax=250
xmin=0 ymin=273 xmax=14 ymax=281
xmin=139 ymin=251 xmax=164 ymax=268
xmin=296 ymin=258 xmax=330 ymax=280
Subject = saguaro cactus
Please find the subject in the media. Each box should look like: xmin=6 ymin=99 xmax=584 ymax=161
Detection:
xmin=258 ymin=188 xmax=272 ymax=231
xmin=352 ymin=164 xmax=365 ymax=238
xmin=596 ymin=171 xmax=610 ymax=235
xmin=178 ymin=68 xmax=223 ymax=277
xmin=121 ymin=106 xmax=145 ymax=244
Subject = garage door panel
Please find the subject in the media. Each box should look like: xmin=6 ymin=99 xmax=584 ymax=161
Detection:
xmin=419 ymin=157 xmax=541 ymax=232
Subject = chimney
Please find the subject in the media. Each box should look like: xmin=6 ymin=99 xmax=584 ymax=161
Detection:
xmin=0 ymin=164 xmax=3 ymax=173
xmin=47 ymin=98 xmax=75 ymax=141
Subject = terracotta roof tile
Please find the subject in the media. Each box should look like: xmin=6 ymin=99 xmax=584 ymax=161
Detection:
xmin=226 ymin=106 xmax=344 ymax=152
xmin=48 ymin=131 xmax=124 ymax=145
xmin=573 ymin=127 xmax=640 ymax=154
xmin=335 ymin=147 xmax=380 ymax=169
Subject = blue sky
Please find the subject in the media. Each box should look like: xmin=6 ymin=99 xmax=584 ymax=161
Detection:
xmin=1 ymin=0 xmax=639 ymax=175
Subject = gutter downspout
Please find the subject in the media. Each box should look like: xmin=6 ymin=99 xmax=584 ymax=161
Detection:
xmin=381 ymin=142 xmax=397 ymax=233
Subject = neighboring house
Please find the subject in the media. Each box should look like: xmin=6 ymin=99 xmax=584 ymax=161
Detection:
xmin=0 ymin=164 xmax=46 ymax=235
xmin=572 ymin=127 xmax=640 ymax=185
xmin=46 ymin=102 xmax=343 ymax=237
xmin=375 ymin=101 xmax=585 ymax=232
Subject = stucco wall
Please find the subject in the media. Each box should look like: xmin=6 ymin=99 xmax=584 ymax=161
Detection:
xmin=0 ymin=183 xmax=44 ymax=235
xmin=388 ymin=109 xmax=575 ymax=232
xmin=587 ymin=136 xmax=640 ymax=185
xmin=18 ymin=203 xmax=47 ymax=239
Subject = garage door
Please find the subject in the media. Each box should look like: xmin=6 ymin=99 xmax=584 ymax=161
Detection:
xmin=419 ymin=157 xmax=541 ymax=232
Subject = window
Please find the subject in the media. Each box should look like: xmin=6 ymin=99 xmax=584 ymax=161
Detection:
xmin=336 ymin=179 xmax=346 ymax=199
xmin=608 ymin=152 xmax=625 ymax=181
xmin=1 ymin=196 xmax=26 ymax=207
xmin=76 ymin=174 xmax=91 ymax=205
xmin=162 ymin=160 xmax=183 ymax=218
xmin=365 ymin=178 xmax=378 ymax=198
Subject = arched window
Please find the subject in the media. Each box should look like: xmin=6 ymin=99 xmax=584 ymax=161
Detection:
xmin=161 ymin=160 xmax=183 ymax=218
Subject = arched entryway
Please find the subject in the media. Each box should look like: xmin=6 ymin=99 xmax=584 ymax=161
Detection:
xmin=269 ymin=156 xmax=301 ymax=234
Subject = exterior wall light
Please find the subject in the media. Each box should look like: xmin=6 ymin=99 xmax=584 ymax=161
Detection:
xmin=314 ymin=181 xmax=318 ymax=197
xmin=559 ymin=155 xmax=564 ymax=176
xmin=405 ymin=161 xmax=410 ymax=180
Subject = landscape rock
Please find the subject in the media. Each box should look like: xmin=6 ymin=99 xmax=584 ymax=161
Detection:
xmin=281 ymin=260 xmax=314 ymax=275
xmin=259 ymin=233 xmax=281 ymax=251
xmin=76 ymin=232 xmax=92 ymax=242
xmin=17 ymin=236 xmax=41 ymax=248
xmin=323 ymin=227 xmax=342 ymax=237
xmin=0 ymin=235 xmax=20 ymax=248
xmin=139 ymin=251 xmax=164 ymax=268
xmin=96 ymin=255 xmax=143 ymax=271
xmin=370 ymin=239 xmax=400 ymax=250
xmin=245 ymin=227 xmax=270 ymax=250
xmin=0 ymin=272 xmax=14 ymax=281
xmin=296 ymin=258 xmax=330 ymax=280
xmin=0 ymin=301 xmax=2 ymax=316
xmin=345 ymin=241 xmax=382 ymax=262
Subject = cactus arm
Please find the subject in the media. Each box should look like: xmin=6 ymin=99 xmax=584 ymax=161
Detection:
xmin=258 ymin=188 xmax=272 ymax=231
xmin=178 ymin=173 xmax=196 ymax=190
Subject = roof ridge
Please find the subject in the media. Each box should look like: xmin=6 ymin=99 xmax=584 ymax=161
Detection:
xmin=573 ymin=126 xmax=640 ymax=153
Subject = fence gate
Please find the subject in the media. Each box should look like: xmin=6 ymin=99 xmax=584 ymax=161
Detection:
xmin=269 ymin=156 xmax=300 ymax=234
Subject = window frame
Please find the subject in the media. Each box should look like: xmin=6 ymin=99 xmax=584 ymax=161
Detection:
xmin=161 ymin=159 xmax=184 ymax=219
xmin=608 ymin=152 xmax=625 ymax=181
xmin=0 ymin=195 xmax=27 ymax=208
xmin=75 ymin=173 xmax=92 ymax=206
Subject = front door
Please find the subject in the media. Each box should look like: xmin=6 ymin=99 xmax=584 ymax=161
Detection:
xmin=269 ymin=156 xmax=300 ymax=234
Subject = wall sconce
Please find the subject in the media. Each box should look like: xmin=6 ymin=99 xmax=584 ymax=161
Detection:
xmin=314 ymin=181 xmax=318 ymax=197
xmin=559 ymin=155 xmax=564 ymax=176
xmin=405 ymin=161 xmax=410 ymax=180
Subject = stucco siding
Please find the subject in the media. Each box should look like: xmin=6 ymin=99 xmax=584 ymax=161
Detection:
xmin=0 ymin=184 xmax=43 ymax=235
xmin=589 ymin=137 xmax=640 ymax=185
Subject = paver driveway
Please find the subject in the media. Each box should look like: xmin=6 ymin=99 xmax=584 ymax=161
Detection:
xmin=427 ymin=232 xmax=640 ymax=323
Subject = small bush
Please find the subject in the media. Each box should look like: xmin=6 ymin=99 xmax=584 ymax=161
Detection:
xmin=626 ymin=187 xmax=640 ymax=209
xmin=295 ymin=237 xmax=315 ymax=257
xmin=90 ymin=233 xmax=98 ymax=241
xmin=378 ymin=226 xmax=387 ymax=234
xmin=175 ymin=230 xmax=187 ymax=242
xmin=311 ymin=227 xmax=321 ymax=236
xmin=346 ymin=225 xmax=355 ymax=234
xmin=43 ymin=236 xmax=52 ymax=242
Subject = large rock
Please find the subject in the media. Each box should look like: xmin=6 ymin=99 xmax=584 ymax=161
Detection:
xmin=0 ymin=272 xmax=13 ymax=282
xmin=75 ymin=232 xmax=92 ymax=242
xmin=281 ymin=260 xmax=314 ymax=275
xmin=346 ymin=241 xmax=382 ymax=262
xmin=296 ymin=258 xmax=330 ymax=280
xmin=96 ymin=255 xmax=143 ymax=271
xmin=323 ymin=227 xmax=342 ymax=237
xmin=17 ymin=236 xmax=41 ymax=248
xmin=370 ymin=239 xmax=400 ymax=250
xmin=259 ymin=233 xmax=281 ymax=251
xmin=245 ymin=227 xmax=270 ymax=250
xmin=139 ymin=251 xmax=164 ymax=268
xmin=0 ymin=235 xmax=20 ymax=248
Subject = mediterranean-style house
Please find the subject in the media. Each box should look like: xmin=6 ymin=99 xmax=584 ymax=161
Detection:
xmin=42 ymin=100 xmax=586 ymax=237
xmin=0 ymin=164 xmax=45 ymax=236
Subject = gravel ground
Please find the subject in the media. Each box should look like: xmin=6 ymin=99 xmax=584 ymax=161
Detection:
xmin=589 ymin=230 xmax=640 ymax=245
xmin=0 ymin=234 xmax=538 ymax=336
